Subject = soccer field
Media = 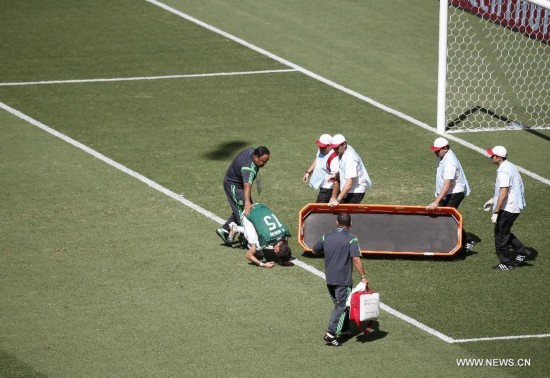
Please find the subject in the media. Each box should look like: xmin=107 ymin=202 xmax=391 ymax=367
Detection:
xmin=1 ymin=0 xmax=549 ymax=376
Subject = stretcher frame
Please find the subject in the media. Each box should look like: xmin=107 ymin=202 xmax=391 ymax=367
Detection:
xmin=298 ymin=203 xmax=463 ymax=257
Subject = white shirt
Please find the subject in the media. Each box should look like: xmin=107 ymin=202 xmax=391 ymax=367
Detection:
xmin=309 ymin=150 xmax=339 ymax=190
xmin=435 ymin=149 xmax=469 ymax=196
xmin=338 ymin=145 xmax=372 ymax=193
xmin=494 ymin=160 xmax=525 ymax=214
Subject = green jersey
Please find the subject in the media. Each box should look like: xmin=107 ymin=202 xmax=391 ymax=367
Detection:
xmin=245 ymin=203 xmax=291 ymax=247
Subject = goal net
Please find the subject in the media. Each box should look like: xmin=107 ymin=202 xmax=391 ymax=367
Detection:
xmin=437 ymin=0 xmax=550 ymax=133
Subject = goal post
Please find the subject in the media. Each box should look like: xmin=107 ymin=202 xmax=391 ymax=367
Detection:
xmin=437 ymin=0 xmax=550 ymax=134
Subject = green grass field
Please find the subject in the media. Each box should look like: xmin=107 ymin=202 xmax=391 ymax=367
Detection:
xmin=1 ymin=0 xmax=549 ymax=376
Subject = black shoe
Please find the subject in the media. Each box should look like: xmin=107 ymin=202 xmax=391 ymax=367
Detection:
xmin=324 ymin=333 xmax=341 ymax=346
xmin=492 ymin=263 xmax=514 ymax=271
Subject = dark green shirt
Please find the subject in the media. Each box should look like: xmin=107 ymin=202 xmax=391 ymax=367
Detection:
xmin=224 ymin=147 xmax=258 ymax=189
xmin=245 ymin=203 xmax=290 ymax=247
xmin=312 ymin=227 xmax=361 ymax=286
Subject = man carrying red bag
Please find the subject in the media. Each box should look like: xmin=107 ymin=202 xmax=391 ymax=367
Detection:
xmin=312 ymin=212 xmax=369 ymax=346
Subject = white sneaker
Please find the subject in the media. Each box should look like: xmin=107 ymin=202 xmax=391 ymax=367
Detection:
xmin=228 ymin=222 xmax=239 ymax=244
xmin=216 ymin=228 xmax=230 ymax=245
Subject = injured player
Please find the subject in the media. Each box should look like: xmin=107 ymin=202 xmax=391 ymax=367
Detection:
xmin=228 ymin=203 xmax=292 ymax=268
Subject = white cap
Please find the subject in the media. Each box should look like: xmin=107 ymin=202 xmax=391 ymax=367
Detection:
xmin=487 ymin=146 xmax=507 ymax=158
xmin=431 ymin=137 xmax=449 ymax=151
xmin=330 ymin=134 xmax=346 ymax=148
xmin=315 ymin=134 xmax=332 ymax=147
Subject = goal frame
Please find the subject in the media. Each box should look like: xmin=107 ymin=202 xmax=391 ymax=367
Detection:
xmin=437 ymin=0 xmax=550 ymax=134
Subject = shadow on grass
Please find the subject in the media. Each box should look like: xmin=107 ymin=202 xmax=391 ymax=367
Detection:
xmin=301 ymin=233 xmax=484 ymax=262
xmin=338 ymin=321 xmax=388 ymax=345
xmin=302 ymin=249 xmax=479 ymax=263
xmin=0 ymin=349 xmax=47 ymax=377
xmin=203 ymin=141 xmax=249 ymax=161
xmin=359 ymin=250 xmax=479 ymax=263
xmin=301 ymin=252 xmax=323 ymax=259
xmin=222 ymin=242 xmax=296 ymax=267
xmin=523 ymin=247 xmax=539 ymax=261
xmin=525 ymin=128 xmax=550 ymax=142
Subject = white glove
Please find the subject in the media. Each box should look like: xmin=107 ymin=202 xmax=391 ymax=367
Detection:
xmin=491 ymin=213 xmax=498 ymax=223
xmin=346 ymin=281 xmax=367 ymax=307
xmin=484 ymin=198 xmax=494 ymax=211
xmin=354 ymin=281 xmax=367 ymax=293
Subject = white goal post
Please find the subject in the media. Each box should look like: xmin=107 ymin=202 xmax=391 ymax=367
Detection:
xmin=437 ymin=0 xmax=550 ymax=133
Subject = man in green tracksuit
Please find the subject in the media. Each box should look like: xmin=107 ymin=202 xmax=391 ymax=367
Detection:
xmin=312 ymin=212 xmax=369 ymax=346
xmin=216 ymin=146 xmax=270 ymax=246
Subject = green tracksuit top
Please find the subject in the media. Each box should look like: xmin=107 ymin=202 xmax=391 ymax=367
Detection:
xmin=245 ymin=203 xmax=290 ymax=247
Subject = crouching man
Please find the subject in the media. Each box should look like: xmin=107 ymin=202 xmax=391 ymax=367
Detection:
xmin=230 ymin=203 xmax=292 ymax=268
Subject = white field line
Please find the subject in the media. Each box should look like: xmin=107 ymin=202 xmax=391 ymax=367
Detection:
xmin=452 ymin=333 xmax=550 ymax=343
xmin=0 ymin=101 xmax=224 ymax=224
xmin=145 ymin=0 xmax=550 ymax=187
xmin=3 ymin=100 xmax=548 ymax=344
xmin=289 ymin=259 xmax=454 ymax=343
xmin=0 ymin=69 xmax=297 ymax=87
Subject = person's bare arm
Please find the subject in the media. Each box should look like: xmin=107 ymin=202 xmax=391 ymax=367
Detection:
xmin=352 ymin=256 xmax=369 ymax=285
xmin=245 ymin=245 xmax=274 ymax=268
xmin=427 ymin=179 xmax=452 ymax=210
xmin=243 ymin=183 xmax=253 ymax=215
xmin=303 ymin=158 xmax=316 ymax=182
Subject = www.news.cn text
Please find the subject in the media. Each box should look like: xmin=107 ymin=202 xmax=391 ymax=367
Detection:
xmin=456 ymin=358 xmax=531 ymax=367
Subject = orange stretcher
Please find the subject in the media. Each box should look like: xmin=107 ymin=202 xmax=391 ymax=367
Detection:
xmin=298 ymin=203 xmax=463 ymax=257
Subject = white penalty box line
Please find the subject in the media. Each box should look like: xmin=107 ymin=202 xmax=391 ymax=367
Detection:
xmin=2 ymin=100 xmax=549 ymax=344
xmin=0 ymin=69 xmax=297 ymax=87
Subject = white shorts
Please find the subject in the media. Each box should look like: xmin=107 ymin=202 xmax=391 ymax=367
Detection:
xmin=240 ymin=216 xmax=261 ymax=250
xmin=238 ymin=216 xmax=274 ymax=251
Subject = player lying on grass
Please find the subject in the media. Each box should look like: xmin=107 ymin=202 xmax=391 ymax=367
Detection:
xmin=225 ymin=203 xmax=292 ymax=268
